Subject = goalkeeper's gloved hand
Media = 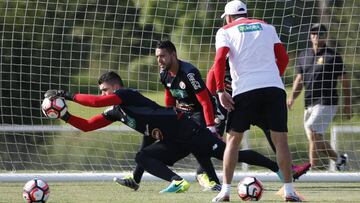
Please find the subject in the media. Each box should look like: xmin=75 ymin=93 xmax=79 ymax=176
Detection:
xmin=60 ymin=111 xmax=70 ymax=122
xmin=44 ymin=90 xmax=74 ymax=101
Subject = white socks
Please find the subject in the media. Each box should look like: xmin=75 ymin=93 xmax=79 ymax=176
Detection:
xmin=284 ymin=183 xmax=295 ymax=196
xmin=221 ymin=184 xmax=231 ymax=195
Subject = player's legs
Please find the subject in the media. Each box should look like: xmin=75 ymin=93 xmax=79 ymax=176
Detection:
xmin=135 ymin=140 xmax=189 ymax=182
xmin=270 ymin=131 xmax=292 ymax=182
xmin=133 ymin=136 xmax=156 ymax=182
xmin=114 ymin=136 xmax=156 ymax=190
xmin=194 ymin=128 xmax=280 ymax=173
xmin=304 ymin=105 xmax=340 ymax=168
xmin=224 ymin=131 xmax=243 ymax=182
xmin=265 ymin=87 xmax=301 ymax=200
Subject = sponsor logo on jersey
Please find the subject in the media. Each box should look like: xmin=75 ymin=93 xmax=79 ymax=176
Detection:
xmin=170 ymin=89 xmax=188 ymax=98
xmin=212 ymin=144 xmax=218 ymax=150
xmin=179 ymin=81 xmax=186 ymax=89
xmin=187 ymin=73 xmax=201 ymax=90
xmin=151 ymin=128 xmax=164 ymax=140
xmin=316 ymin=56 xmax=324 ymax=65
xmin=237 ymin=23 xmax=263 ymax=33
xmin=144 ymin=124 xmax=150 ymax=136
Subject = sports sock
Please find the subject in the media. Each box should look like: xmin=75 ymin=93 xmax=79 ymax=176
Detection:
xmin=284 ymin=183 xmax=295 ymax=196
xmin=196 ymin=166 xmax=206 ymax=175
xmin=170 ymin=175 xmax=183 ymax=181
xmin=133 ymin=165 xmax=144 ymax=183
xmin=221 ymin=184 xmax=231 ymax=195
xmin=276 ymin=170 xmax=284 ymax=182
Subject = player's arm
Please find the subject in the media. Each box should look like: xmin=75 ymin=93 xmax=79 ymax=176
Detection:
xmin=44 ymin=90 xmax=123 ymax=107
xmin=213 ymin=46 xmax=234 ymax=111
xmin=206 ymin=66 xmax=216 ymax=95
xmin=73 ymin=94 xmax=122 ymax=107
xmin=213 ymin=47 xmax=229 ymax=93
xmin=195 ymin=89 xmax=216 ymax=129
xmin=287 ymin=74 xmax=303 ymax=109
xmin=164 ymin=88 xmax=176 ymax=107
xmin=63 ymin=113 xmax=113 ymax=132
xmin=274 ymin=43 xmax=289 ymax=76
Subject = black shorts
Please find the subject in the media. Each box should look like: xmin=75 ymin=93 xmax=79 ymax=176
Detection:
xmin=226 ymin=87 xmax=288 ymax=133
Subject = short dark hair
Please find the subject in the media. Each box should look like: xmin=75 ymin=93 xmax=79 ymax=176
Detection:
xmin=98 ymin=71 xmax=124 ymax=87
xmin=230 ymin=13 xmax=247 ymax=19
xmin=310 ymin=23 xmax=327 ymax=34
xmin=156 ymin=40 xmax=177 ymax=54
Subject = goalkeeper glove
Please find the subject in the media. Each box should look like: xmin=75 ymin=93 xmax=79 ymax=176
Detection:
xmin=60 ymin=111 xmax=70 ymax=122
xmin=44 ymin=90 xmax=74 ymax=101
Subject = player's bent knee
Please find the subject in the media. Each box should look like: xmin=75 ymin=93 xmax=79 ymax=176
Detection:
xmin=135 ymin=151 xmax=146 ymax=164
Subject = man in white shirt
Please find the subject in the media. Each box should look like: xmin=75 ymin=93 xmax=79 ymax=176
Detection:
xmin=212 ymin=1 xmax=301 ymax=202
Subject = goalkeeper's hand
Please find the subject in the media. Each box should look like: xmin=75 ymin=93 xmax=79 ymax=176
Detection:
xmin=61 ymin=111 xmax=70 ymax=122
xmin=44 ymin=90 xmax=74 ymax=101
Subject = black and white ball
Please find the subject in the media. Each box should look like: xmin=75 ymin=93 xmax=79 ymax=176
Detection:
xmin=23 ymin=178 xmax=50 ymax=203
xmin=42 ymin=97 xmax=67 ymax=119
xmin=237 ymin=176 xmax=264 ymax=201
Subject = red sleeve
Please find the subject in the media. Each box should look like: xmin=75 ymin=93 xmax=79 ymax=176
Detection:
xmin=214 ymin=47 xmax=230 ymax=91
xmin=164 ymin=89 xmax=176 ymax=107
xmin=274 ymin=43 xmax=289 ymax=76
xmin=206 ymin=66 xmax=216 ymax=95
xmin=195 ymin=89 xmax=215 ymax=126
xmin=73 ymin=94 xmax=122 ymax=107
xmin=66 ymin=114 xmax=113 ymax=132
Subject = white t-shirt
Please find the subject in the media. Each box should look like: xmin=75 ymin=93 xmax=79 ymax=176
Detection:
xmin=215 ymin=18 xmax=285 ymax=97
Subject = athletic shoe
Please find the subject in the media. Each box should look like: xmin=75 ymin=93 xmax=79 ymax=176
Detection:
xmin=292 ymin=163 xmax=311 ymax=181
xmin=113 ymin=176 xmax=139 ymax=191
xmin=212 ymin=192 xmax=230 ymax=202
xmin=159 ymin=179 xmax=190 ymax=193
xmin=209 ymin=182 xmax=222 ymax=191
xmin=196 ymin=173 xmax=212 ymax=189
xmin=336 ymin=153 xmax=348 ymax=171
xmin=285 ymin=193 xmax=302 ymax=202
xmin=203 ymin=181 xmax=221 ymax=191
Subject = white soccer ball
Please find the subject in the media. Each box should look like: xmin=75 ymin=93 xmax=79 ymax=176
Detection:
xmin=23 ymin=178 xmax=50 ymax=203
xmin=41 ymin=97 xmax=67 ymax=119
xmin=237 ymin=176 xmax=264 ymax=201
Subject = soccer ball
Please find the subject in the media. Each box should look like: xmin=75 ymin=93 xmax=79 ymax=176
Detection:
xmin=41 ymin=97 xmax=67 ymax=118
xmin=237 ymin=176 xmax=264 ymax=201
xmin=23 ymin=178 xmax=50 ymax=203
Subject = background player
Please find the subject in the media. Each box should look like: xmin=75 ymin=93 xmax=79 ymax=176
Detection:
xmin=156 ymin=40 xmax=218 ymax=187
xmin=207 ymin=59 xmax=311 ymax=179
xmin=211 ymin=1 xmax=301 ymax=201
xmin=287 ymin=23 xmax=351 ymax=170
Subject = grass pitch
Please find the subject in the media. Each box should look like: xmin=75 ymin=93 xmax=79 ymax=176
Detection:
xmin=3 ymin=181 xmax=360 ymax=202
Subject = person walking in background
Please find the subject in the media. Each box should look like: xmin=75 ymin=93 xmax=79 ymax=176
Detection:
xmin=287 ymin=23 xmax=351 ymax=170
xmin=211 ymin=0 xmax=301 ymax=201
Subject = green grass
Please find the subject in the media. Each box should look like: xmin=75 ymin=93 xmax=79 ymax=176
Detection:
xmin=4 ymin=181 xmax=360 ymax=202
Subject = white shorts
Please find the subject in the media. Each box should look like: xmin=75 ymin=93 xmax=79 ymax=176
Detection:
xmin=304 ymin=104 xmax=337 ymax=135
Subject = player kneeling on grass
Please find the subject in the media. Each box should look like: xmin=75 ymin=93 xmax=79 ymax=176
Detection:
xmin=43 ymin=71 xmax=310 ymax=193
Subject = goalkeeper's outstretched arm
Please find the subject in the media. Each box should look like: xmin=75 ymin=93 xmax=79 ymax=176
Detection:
xmin=62 ymin=113 xmax=113 ymax=132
